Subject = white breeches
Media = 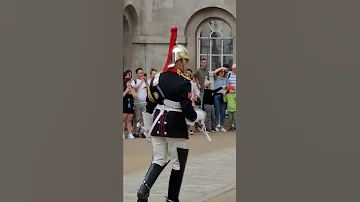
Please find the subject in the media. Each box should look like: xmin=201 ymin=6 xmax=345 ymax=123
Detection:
xmin=151 ymin=136 xmax=187 ymax=170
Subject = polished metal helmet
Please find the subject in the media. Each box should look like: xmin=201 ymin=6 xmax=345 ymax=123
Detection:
xmin=168 ymin=44 xmax=189 ymax=68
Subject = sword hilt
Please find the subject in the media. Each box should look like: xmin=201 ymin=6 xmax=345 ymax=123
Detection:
xmin=137 ymin=122 xmax=152 ymax=143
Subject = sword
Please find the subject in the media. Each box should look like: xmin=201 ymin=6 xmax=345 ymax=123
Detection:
xmin=198 ymin=123 xmax=212 ymax=142
xmin=188 ymin=109 xmax=212 ymax=142
xmin=136 ymin=122 xmax=152 ymax=143
xmin=197 ymin=117 xmax=212 ymax=142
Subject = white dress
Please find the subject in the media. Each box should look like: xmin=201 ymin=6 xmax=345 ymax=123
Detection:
xmin=190 ymin=80 xmax=200 ymax=97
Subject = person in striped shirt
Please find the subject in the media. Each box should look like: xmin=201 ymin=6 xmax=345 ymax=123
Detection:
xmin=227 ymin=64 xmax=237 ymax=93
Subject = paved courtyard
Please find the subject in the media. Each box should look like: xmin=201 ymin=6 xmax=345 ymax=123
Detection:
xmin=123 ymin=132 xmax=236 ymax=202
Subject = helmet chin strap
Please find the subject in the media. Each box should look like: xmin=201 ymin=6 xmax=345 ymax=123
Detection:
xmin=172 ymin=59 xmax=184 ymax=73
xmin=178 ymin=59 xmax=186 ymax=73
xmin=178 ymin=65 xmax=184 ymax=73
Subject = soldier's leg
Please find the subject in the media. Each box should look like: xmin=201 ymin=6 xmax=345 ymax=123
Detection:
xmin=137 ymin=136 xmax=169 ymax=202
xmin=165 ymin=138 xmax=188 ymax=202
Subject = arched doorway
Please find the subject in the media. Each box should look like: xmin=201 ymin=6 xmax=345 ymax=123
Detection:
xmin=123 ymin=4 xmax=139 ymax=73
xmin=196 ymin=18 xmax=234 ymax=71
xmin=123 ymin=15 xmax=130 ymax=71
xmin=184 ymin=7 xmax=236 ymax=72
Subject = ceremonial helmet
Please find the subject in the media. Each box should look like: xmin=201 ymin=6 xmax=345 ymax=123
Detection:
xmin=163 ymin=26 xmax=190 ymax=71
xmin=168 ymin=44 xmax=189 ymax=68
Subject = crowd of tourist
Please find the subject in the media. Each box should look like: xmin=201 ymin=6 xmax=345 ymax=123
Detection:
xmin=122 ymin=59 xmax=237 ymax=139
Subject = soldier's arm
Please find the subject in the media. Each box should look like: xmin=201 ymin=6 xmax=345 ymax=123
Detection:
xmin=145 ymin=79 xmax=157 ymax=114
xmin=146 ymin=91 xmax=156 ymax=114
xmin=180 ymin=81 xmax=197 ymax=122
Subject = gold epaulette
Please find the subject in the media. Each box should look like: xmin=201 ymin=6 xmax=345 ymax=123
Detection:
xmin=147 ymin=85 xmax=155 ymax=103
xmin=147 ymin=72 xmax=162 ymax=103
xmin=152 ymin=72 xmax=162 ymax=86
xmin=177 ymin=69 xmax=191 ymax=80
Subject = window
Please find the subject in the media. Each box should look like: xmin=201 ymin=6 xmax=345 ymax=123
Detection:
xmin=197 ymin=19 xmax=234 ymax=71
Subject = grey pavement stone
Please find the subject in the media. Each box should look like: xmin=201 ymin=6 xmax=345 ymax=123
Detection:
xmin=124 ymin=146 xmax=236 ymax=202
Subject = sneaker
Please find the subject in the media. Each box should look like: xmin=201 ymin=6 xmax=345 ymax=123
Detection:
xmin=220 ymin=127 xmax=227 ymax=132
xmin=189 ymin=130 xmax=194 ymax=135
xmin=123 ymin=132 xmax=125 ymax=139
xmin=213 ymin=128 xmax=219 ymax=132
xmin=128 ymin=133 xmax=135 ymax=139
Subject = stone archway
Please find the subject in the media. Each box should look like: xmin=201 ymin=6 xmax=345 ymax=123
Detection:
xmin=123 ymin=4 xmax=139 ymax=72
xmin=184 ymin=7 xmax=236 ymax=71
xmin=123 ymin=15 xmax=130 ymax=71
xmin=123 ymin=4 xmax=139 ymax=35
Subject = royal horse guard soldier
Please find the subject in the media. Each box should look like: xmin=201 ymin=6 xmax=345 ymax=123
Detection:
xmin=136 ymin=27 xmax=206 ymax=202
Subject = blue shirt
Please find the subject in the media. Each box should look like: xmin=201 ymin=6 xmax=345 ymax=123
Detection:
xmin=213 ymin=75 xmax=229 ymax=94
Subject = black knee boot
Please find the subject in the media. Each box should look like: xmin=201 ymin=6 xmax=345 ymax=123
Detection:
xmin=165 ymin=148 xmax=189 ymax=202
xmin=137 ymin=162 xmax=168 ymax=202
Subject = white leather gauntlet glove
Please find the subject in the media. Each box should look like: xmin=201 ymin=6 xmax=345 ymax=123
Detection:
xmin=186 ymin=109 xmax=207 ymax=126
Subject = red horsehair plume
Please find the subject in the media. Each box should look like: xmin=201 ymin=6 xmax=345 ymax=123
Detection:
xmin=162 ymin=26 xmax=178 ymax=72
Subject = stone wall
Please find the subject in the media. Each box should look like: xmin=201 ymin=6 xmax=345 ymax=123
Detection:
xmin=123 ymin=0 xmax=236 ymax=75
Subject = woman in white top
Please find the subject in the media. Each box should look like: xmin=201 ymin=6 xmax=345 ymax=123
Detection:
xmin=191 ymin=79 xmax=200 ymax=102
xmin=147 ymin=68 xmax=158 ymax=84
xmin=185 ymin=69 xmax=201 ymax=135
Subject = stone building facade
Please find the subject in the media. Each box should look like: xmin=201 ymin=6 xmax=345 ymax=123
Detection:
xmin=123 ymin=0 xmax=236 ymax=75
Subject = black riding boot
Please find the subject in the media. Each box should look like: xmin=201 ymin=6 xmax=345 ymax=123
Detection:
xmin=137 ymin=162 xmax=168 ymax=202
xmin=165 ymin=148 xmax=189 ymax=202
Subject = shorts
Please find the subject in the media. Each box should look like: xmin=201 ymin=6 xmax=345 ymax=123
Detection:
xmin=123 ymin=106 xmax=134 ymax=114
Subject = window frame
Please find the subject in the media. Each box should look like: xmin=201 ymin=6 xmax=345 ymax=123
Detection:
xmin=196 ymin=19 xmax=235 ymax=72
